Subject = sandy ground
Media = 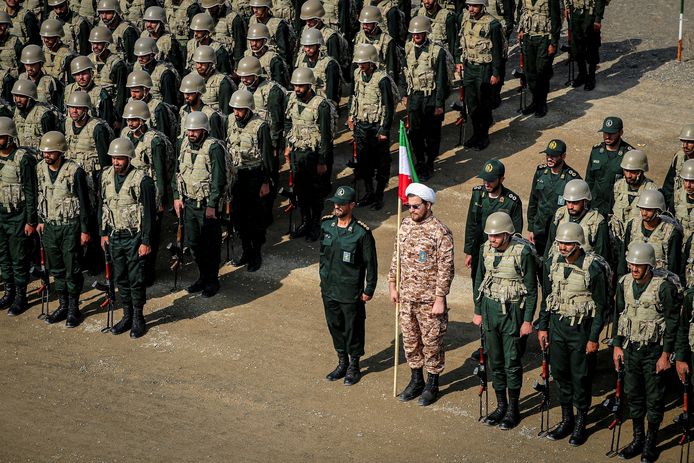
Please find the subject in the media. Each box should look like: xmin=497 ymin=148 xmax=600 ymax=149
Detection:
xmin=2 ymin=1 xmax=693 ymax=462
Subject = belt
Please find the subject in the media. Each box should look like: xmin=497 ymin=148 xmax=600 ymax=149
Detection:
xmin=110 ymin=229 xmax=139 ymax=238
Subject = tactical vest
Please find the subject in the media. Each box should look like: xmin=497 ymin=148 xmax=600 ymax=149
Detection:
xmin=186 ymin=39 xmax=224 ymax=73
xmin=672 ymin=150 xmax=693 ymax=206
xmin=129 ymin=129 xmax=169 ymax=208
xmin=134 ymin=60 xmax=180 ymax=103
xmin=176 ymin=137 xmax=218 ymax=203
xmin=120 ymin=0 xmax=146 ymax=30
xmin=37 ymin=159 xmax=81 ymax=223
xmin=43 ymin=44 xmax=75 ymax=84
xmin=69 ymin=0 xmax=95 ymax=24
xmin=178 ymin=105 xmax=220 ymax=138
xmin=610 ymin=177 xmax=657 ymax=237
xmin=618 ymin=270 xmax=670 ymax=348
xmin=321 ymin=0 xmax=339 ymax=29
xmin=144 ymin=96 xmax=177 ymax=136
xmin=8 ymin=8 xmax=30 ymax=44
xmin=226 ymin=115 xmax=265 ymax=170
xmin=14 ymin=102 xmax=54 ymax=149
xmin=100 ymin=165 xmax=146 ymax=232
xmin=64 ymin=83 xmax=103 ymax=119
xmin=271 ymin=0 xmax=294 ymax=21
xmin=295 ymin=53 xmax=337 ymax=100
xmin=567 ymin=0 xmax=596 ymax=14
xmin=354 ymin=29 xmax=392 ymax=66
xmin=546 ymin=253 xmax=598 ymax=325
xmin=0 ymin=148 xmax=30 ymax=210
xmin=418 ymin=6 xmax=451 ymax=45
xmin=461 ymin=13 xmax=494 ymax=64
xmin=244 ymin=46 xmax=283 ymax=81
xmin=351 ymin=69 xmax=390 ymax=125
xmin=0 ymin=35 xmax=20 ymax=79
xmin=18 ymin=72 xmax=60 ymax=106
xmin=239 ymin=78 xmax=285 ymax=128
xmin=547 ymin=207 xmax=603 ymax=259
xmin=404 ymin=40 xmax=441 ymax=95
xmin=211 ymin=11 xmax=240 ymax=56
xmin=627 ymin=216 xmax=678 ymax=270
xmin=89 ymin=52 xmax=124 ymax=99
xmin=249 ymin=16 xmax=284 ymax=48
xmin=201 ymin=71 xmax=234 ymax=111
xmin=165 ymin=0 xmax=196 ymax=51
xmin=65 ymin=117 xmax=110 ymax=178
xmin=687 ymin=243 xmax=694 ymax=290
xmin=675 ymin=189 xmax=694 ymax=239
xmin=375 ymin=0 xmax=402 ymax=42
xmin=477 ymin=237 xmax=529 ymax=312
xmin=285 ymin=93 xmax=324 ymax=151
xmin=520 ymin=0 xmax=551 ymax=36
xmin=49 ymin=10 xmax=87 ymax=52
xmin=139 ymin=31 xmax=176 ymax=65
xmin=109 ymin=20 xmax=140 ymax=59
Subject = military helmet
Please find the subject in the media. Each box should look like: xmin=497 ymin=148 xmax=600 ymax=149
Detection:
xmin=248 ymin=0 xmax=272 ymax=8
xmin=126 ymin=70 xmax=153 ymax=88
xmin=625 ymin=242 xmax=656 ymax=267
xmin=179 ymin=73 xmax=206 ymax=93
xmin=193 ymin=45 xmax=216 ymax=63
xmin=290 ymin=67 xmax=316 ymax=85
xmin=680 ymin=124 xmax=694 ymax=142
xmin=555 ymin=222 xmax=585 ymax=246
xmin=108 ymin=137 xmax=135 ymax=158
xmin=358 ymin=5 xmax=382 ymax=23
xmin=247 ymin=23 xmax=270 ymax=40
xmin=39 ymin=131 xmax=67 ymax=153
xmin=190 ymin=13 xmax=214 ymax=32
xmin=408 ymin=15 xmax=432 ymax=34
xmin=484 ymin=211 xmax=514 ymax=235
xmin=20 ymin=44 xmax=44 ymax=64
xmin=0 ymin=12 xmax=11 ymax=24
xmin=563 ymin=179 xmax=592 ymax=202
xmin=66 ymin=91 xmax=93 ymax=109
xmin=620 ymin=149 xmax=649 ymax=172
xmin=89 ymin=25 xmax=113 ymax=43
xmin=0 ymin=117 xmax=17 ymax=138
xmin=229 ymin=89 xmax=255 ymax=110
xmin=465 ymin=0 xmax=489 ymax=5
xmin=40 ymin=19 xmax=65 ymax=38
xmin=300 ymin=27 xmax=324 ymax=46
xmin=70 ymin=55 xmax=95 ymax=74
xmin=300 ymin=0 xmax=325 ymax=20
xmin=134 ymin=37 xmax=158 ymax=56
xmin=96 ymin=0 xmax=121 ymax=13
xmin=143 ymin=6 xmax=166 ymax=22
xmin=47 ymin=0 xmax=68 ymax=6
xmin=201 ymin=0 xmax=224 ymax=8
xmin=353 ymin=44 xmax=378 ymax=65
xmin=236 ymin=56 xmax=262 ymax=77
xmin=636 ymin=189 xmax=666 ymax=211
xmin=122 ymin=99 xmax=151 ymax=120
xmin=11 ymin=79 xmax=37 ymax=100
xmin=184 ymin=111 xmax=210 ymax=132
xmin=681 ymin=159 xmax=694 ymax=181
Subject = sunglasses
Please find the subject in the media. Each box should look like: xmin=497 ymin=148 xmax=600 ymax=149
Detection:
xmin=408 ymin=203 xmax=424 ymax=210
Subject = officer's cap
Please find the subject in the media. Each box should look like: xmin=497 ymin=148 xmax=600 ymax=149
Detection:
xmin=329 ymin=186 xmax=356 ymax=205
xmin=598 ymin=116 xmax=623 ymax=134
xmin=540 ymin=139 xmax=566 ymax=157
xmin=478 ymin=159 xmax=504 ymax=182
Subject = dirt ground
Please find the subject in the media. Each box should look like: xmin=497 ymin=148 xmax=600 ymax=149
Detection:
xmin=2 ymin=2 xmax=693 ymax=462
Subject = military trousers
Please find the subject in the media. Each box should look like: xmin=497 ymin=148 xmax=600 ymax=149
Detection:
xmin=0 ymin=208 xmax=31 ymax=287
xmin=354 ymin=122 xmax=391 ymax=201
xmin=399 ymin=300 xmax=448 ymax=374
xmin=232 ymin=167 xmax=268 ymax=252
xmin=322 ymin=295 xmax=366 ymax=357
xmin=624 ymin=342 xmax=666 ymax=425
xmin=290 ymin=148 xmax=328 ymax=220
xmin=481 ymin=298 xmax=526 ymax=391
xmin=406 ymin=92 xmax=443 ymax=171
xmin=184 ymin=202 xmax=222 ymax=283
xmin=463 ymin=61 xmax=494 ymax=139
xmin=570 ymin=10 xmax=601 ymax=66
xmin=110 ymin=231 xmax=146 ymax=309
xmin=523 ymin=35 xmax=555 ymax=107
xmin=548 ymin=314 xmax=596 ymax=411
xmin=144 ymin=211 xmax=162 ymax=285
xmin=43 ymin=221 xmax=84 ymax=295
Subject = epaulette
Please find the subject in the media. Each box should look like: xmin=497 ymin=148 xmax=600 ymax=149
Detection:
xmin=356 ymin=220 xmax=371 ymax=231
xmin=567 ymin=168 xmax=578 ymax=177
xmin=506 ymin=191 xmax=519 ymax=202
xmin=321 ymin=214 xmax=334 ymax=221
xmin=593 ymin=143 xmax=602 ymax=149
xmin=537 ymin=163 xmax=547 ymax=169
xmin=473 ymin=185 xmax=484 ymax=191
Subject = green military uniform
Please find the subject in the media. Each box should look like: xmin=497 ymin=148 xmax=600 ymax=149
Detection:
xmin=663 ymin=151 xmax=694 ymax=213
xmin=609 ymin=176 xmax=658 ymax=241
xmin=353 ymin=27 xmax=399 ymax=85
xmin=205 ymin=4 xmax=247 ymax=64
xmin=248 ymin=15 xmax=292 ymax=66
xmin=140 ymin=29 xmax=185 ymax=78
xmin=676 ymin=288 xmax=694 ymax=413
xmin=295 ymin=52 xmax=342 ymax=106
xmin=244 ymin=45 xmax=290 ymax=89
xmin=135 ymin=58 xmax=180 ymax=107
xmin=619 ymin=216 xmax=683 ymax=277
xmin=417 ymin=1 xmax=458 ymax=61
xmin=18 ymin=71 xmax=62 ymax=110
xmin=43 ymin=42 xmax=76 ymax=86
xmin=64 ymin=82 xmax=117 ymax=126
xmin=49 ymin=8 xmax=92 ymax=56
xmin=106 ymin=18 xmax=140 ymax=65
xmin=139 ymin=93 xmax=178 ymax=145
xmin=89 ymin=50 xmax=128 ymax=117
xmin=186 ymin=38 xmax=232 ymax=75
xmin=163 ymin=0 xmax=201 ymax=53
xmin=13 ymin=100 xmax=61 ymax=148
xmin=585 ymin=139 xmax=634 ymax=218
xmin=565 ymin=0 xmax=605 ymax=90
xmin=6 ymin=5 xmax=40 ymax=46
xmin=544 ymin=207 xmax=610 ymax=262
xmin=179 ymin=104 xmax=226 ymax=140
xmin=0 ymin=32 xmax=23 ymax=102
xmin=200 ymin=70 xmax=236 ymax=116
xmin=374 ymin=0 xmax=406 ymax=47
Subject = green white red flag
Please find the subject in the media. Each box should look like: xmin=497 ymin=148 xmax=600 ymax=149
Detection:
xmin=398 ymin=120 xmax=419 ymax=204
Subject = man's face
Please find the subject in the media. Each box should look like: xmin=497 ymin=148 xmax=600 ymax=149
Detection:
xmin=412 ymin=32 xmax=426 ymax=46
xmin=91 ymin=41 xmax=108 ymax=56
xmin=639 ymin=207 xmax=658 ymax=223
xmin=358 ymin=62 xmax=373 ymax=73
xmin=566 ymin=199 xmax=585 ymax=217
xmin=137 ymin=53 xmax=154 ymax=66
xmin=252 ymin=6 xmax=268 ymax=20
xmin=545 ymin=153 xmax=565 ymax=168
xmin=111 ymin=155 xmax=129 ymax=174
xmin=42 ymin=150 xmax=62 ymax=165
xmin=362 ymin=22 xmax=376 ymax=35
xmin=333 ymin=201 xmax=354 ymax=219
xmin=0 ymin=24 xmax=9 ymax=38
xmin=483 ymin=177 xmax=501 ymax=194
xmin=74 ymin=69 xmax=93 ymax=87
xmin=195 ymin=61 xmax=213 ymax=76
xmin=183 ymin=92 xmax=200 ymax=106
xmin=249 ymin=38 xmax=265 ymax=52
xmin=52 ymin=1 xmax=69 ymax=15
xmin=0 ymin=135 xmax=10 ymax=150
xmin=603 ymin=130 xmax=622 ymax=148
xmin=186 ymin=128 xmax=205 ymax=143
xmin=144 ymin=20 xmax=161 ymax=34
xmin=233 ymin=107 xmax=248 ymax=121
xmin=129 ymin=86 xmax=147 ymax=100
xmin=193 ymin=30 xmax=209 ymax=41
xmin=24 ymin=62 xmax=41 ymax=78
xmin=99 ymin=10 xmax=116 ymax=25
xmin=684 ymin=178 xmax=694 ymax=195
xmin=407 ymin=195 xmax=430 ymax=222
xmin=423 ymin=0 xmax=436 ymax=10
xmin=42 ymin=36 xmax=59 ymax=50
xmin=293 ymin=84 xmax=309 ymax=98
xmin=5 ymin=0 xmax=19 ymax=7
xmin=303 ymin=44 xmax=319 ymax=58
xmin=126 ymin=117 xmax=144 ymax=133
xmin=558 ymin=241 xmax=579 ymax=258
xmin=240 ymin=75 xmax=258 ymax=87
xmin=623 ymin=168 xmax=642 ymax=185
xmin=682 ymin=140 xmax=694 ymax=157
xmin=630 ymin=263 xmax=650 ymax=282
xmin=488 ymin=232 xmax=509 ymax=249
xmin=468 ymin=4 xmax=483 ymax=17
xmin=13 ymin=94 xmax=29 ymax=109
xmin=68 ymin=105 xmax=88 ymax=121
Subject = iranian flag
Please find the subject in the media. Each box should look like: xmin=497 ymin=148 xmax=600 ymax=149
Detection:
xmin=398 ymin=120 xmax=419 ymax=204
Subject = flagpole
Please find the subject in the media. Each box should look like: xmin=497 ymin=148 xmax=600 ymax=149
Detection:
xmin=394 ymin=202 xmax=401 ymax=398
xmin=678 ymin=0 xmax=685 ymax=62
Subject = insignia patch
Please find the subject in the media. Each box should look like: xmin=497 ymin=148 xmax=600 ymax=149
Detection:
xmin=485 ymin=163 xmax=493 ymax=172
xmin=337 ymin=187 xmax=345 ymax=196
xmin=418 ymin=250 xmax=427 ymax=263
xmin=342 ymin=251 xmax=352 ymax=262
xmin=605 ymin=119 xmax=613 ymax=127
xmin=549 ymin=140 xmax=557 ymax=149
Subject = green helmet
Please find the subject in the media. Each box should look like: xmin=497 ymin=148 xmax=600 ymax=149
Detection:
xmin=555 ymin=222 xmax=585 ymax=246
xmin=625 ymin=242 xmax=656 ymax=267
xmin=11 ymin=79 xmax=37 ymax=100
xmin=563 ymin=179 xmax=592 ymax=202
xmin=681 ymin=159 xmax=694 ymax=181
xmin=201 ymin=0 xmax=224 ymax=8
xmin=126 ymin=70 xmax=153 ymax=88
xmin=122 ymin=99 xmax=151 ymax=120
xmin=40 ymin=19 xmax=64 ymax=38
xmin=408 ymin=15 xmax=432 ymax=34
xmin=184 ymin=111 xmax=210 ymax=131
xmin=108 ymin=137 xmax=135 ymax=158
xmin=636 ymin=189 xmax=666 ymax=211
xmin=300 ymin=27 xmax=323 ymax=46
xmin=193 ymin=45 xmax=216 ymax=64
xmin=143 ymin=6 xmax=166 ymax=22
xmin=97 ymin=0 xmax=121 ymax=14
xmin=249 ymin=0 xmax=272 ymax=8
xmin=0 ymin=12 xmax=11 ymax=24
xmin=358 ymin=5 xmax=382 ymax=23
xmin=133 ymin=37 xmax=157 ymax=56
xmin=179 ymin=73 xmax=206 ymax=94
xmin=680 ymin=124 xmax=694 ymax=142
xmin=300 ymin=0 xmax=324 ymax=20
xmin=229 ymin=89 xmax=255 ymax=110
xmin=247 ymin=23 xmax=270 ymax=40
xmin=190 ymin=13 xmax=214 ymax=32
xmin=466 ymin=0 xmax=489 ymax=5
xmin=66 ymin=91 xmax=93 ymax=109
xmin=89 ymin=25 xmax=113 ymax=43
xmin=290 ymin=67 xmax=315 ymax=85
xmin=620 ymin=149 xmax=649 ymax=172
xmin=70 ymin=55 xmax=95 ymax=75
xmin=484 ymin=211 xmax=514 ymax=235
xmin=39 ymin=131 xmax=67 ymax=153
xmin=0 ymin=117 xmax=17 ymax=138
xmin=353 ymin=44 xmax=378 ymax=64
xmin=236 ymin=56 xmax=262 ymax=77
xmin=47 ymin=0 xmax=67 ymax=6
xmin=21 ymin=44 xmax=44 ymax=64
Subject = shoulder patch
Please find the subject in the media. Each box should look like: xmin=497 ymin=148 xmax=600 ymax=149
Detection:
xmin=356 ymin=220 xmax=371 ymax=231
xmin=321 ymin=214 xmax=334 ymax=221
xmin=506 ymin=192 xmax=519 ymax=202
xmin=593 ymin=143 xmax=602 ymax=149
xmin=567 ymin=169 xmax=578 ymax=177
xmin=473 ymin=185 xmax=484 ymax=191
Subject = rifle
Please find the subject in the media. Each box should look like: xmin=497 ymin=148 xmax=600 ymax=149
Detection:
xmin=220 ymin=199 xmax=237 ymax=265
xmin=166 ymin=212 xmax=189 ymax=291
xmin=533 ymin=336 xmax=550 ymax=436
xmin=677 ymin=376 xmax=691 ymax=463
xmin=561 ymin=7 xmax=575 ymax=85
xmin=450 ymin=85 xmax=467 ymax=147
xmin=347 ymin=140 xmax=359 ymax=200
xmin=603 ymin=359 xmax=624 ymax=457
xmin=278 ymin=169 xmax=298 ymax=236
xmin=31 ymin=235 xmax=50 ymax=320
xmin=92 ymin=247 xmax=116 ymax=333
xmin=472 ymin=324 xmax=488 ymax=421
xmin=512 ymin=36 xmax=527 ymax=113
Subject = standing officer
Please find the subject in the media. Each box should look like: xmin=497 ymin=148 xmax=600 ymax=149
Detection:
xmin=88 ymin=25 xmax=128 ymax=116
xmin=0 ymin=116 xmax=37 ymax=316
xmin=663 ymin=124 xmax=694 ymax=212
xmin=403 ymin=15 xmax=450 ymax=180
xmin=3 ymin=0 xmax=39 ymax=46
xmin=248 ymin=0 xmax=292 ymax=66
xmin=372 ymin=0 xmax=406 ymax=48
xmin=37 ymin=131 xmax=91 ymax=327
xmin=173 ymin=112 xmax=229 ymax=298
xmin=11 ymin=79 xmax=61 ymax=149
xmin=463 ymin=159 xmax=523 ymax=285
xmin=417 ymin=0 xmax=458 ymax=58
xmin=585 ymin=116 xmax=634 ymax=218
xmin=96 ymin=0 xmax=139 ymax=65
xmin=565 ymin=0 xmax=605 ymax=90
xmin=178 ymin=73 xmax=226 ymax=140
xmin=353 ymin=5 xmax=399 ymax=84
xmin=538 ymin=222 xmax=608 ymax=446
xmin=18 ymin=44 xmax=62 ymax=109
xmin=613 ymin=242 xmax=680 ymax=462
xmin=527 ymin=139 xmax=581 ymax=256
xmin=40 ymin=18 xmax=76 ymax=85
xmin=163 ymin=0 xmax=202 ymax=55
xmin=0 ymin=11 xmax=22 ymax=101
xmin=200 ymin=0 xmax=247 ymax=66
xmin=474 ymin=211 xmax=537 ymax=429
xmin=458 ymin=0 xmax=503 ymax=150
xmin=677 ymin=159 xmax=694 ymax=243
xmin=47 ymin=0 xmax=91 ymax=56
xmin=295 ymin=28 xmax=341 ymax=107
xmin=185 ymin=12 xmax=232 ymax=75
xmin=99 ymin=137 xmax=156 ymax=338
xmin=64 ymin=56 xmax=117 ymax=127
xmin=193 ymin=45 xmax=237 ymax=116
xmin=126 ymin=70 xmax=178 ymax=146
xmin=133 ymin=37 xmax=180 ymax=107
xmin=320 ymin=185 xmax=377 ymax=386
xmin=141 ymin=6 xmax=184 ymax=76
xmin=347 ymin=44 xmax=395 ymax=211
xmin=389 ymin=183 xmax=454 ymax=406
xmin=244 ymin=23 xmax=289 ymax=89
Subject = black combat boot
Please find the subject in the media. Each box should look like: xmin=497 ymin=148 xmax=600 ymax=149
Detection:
xmin=65 ymin=294 xmax=82 ymax=328
xmin=0 ymin=282 xmax=15 ymax=309
xmin=306 ymin=217 xmax=321 ymax=242
xmin=418 ymin=373 xmax=439 ymax=406
xmin=484 ymin=389 xmax=508 ymax=426
xmin=547 ymin=404 xmax=574 ymax=440
xmin=290 ymin=211 xmax=310 ymax=239
xmin=463 ymin=133 xmax=479 ymax=149
xmin=618 ymin=417 xmax=645 ymax=459
xmin=640 ymin=422 xmax=660 ymax=463
xmin=201 ymin=277 xmax=220 ymax=298
xmin=499 ymin=388 xmax=521 ymax=430
xmin=45 ymin=291 xmax=69 ymax=324
xmin=534 ymin=102 xmax=548 ymax=118
xmin=232 ymin=242 xmax=251 ymax=267
xmin=186 ymin=277 xmax=206 ymax=293
xmin=326 ymin=353 xmax=348 ymax=381
xmin=572 ymin=60 xmax=587 ymax=88
xmin=356 ymin=187 xmax=374 ymax=208
xmin=111 ymin=306 xmax=133 ymax=335
xmin=247 ymin=246 xmax=262 ymax=272
xmin=130 ymin=306 xmax=147 ymax=339
xmin=522 ymin=102 xmax=537 ymax=115
xmin=569 ymin=409 xmax=588 ymax=446
xmin=344 ymin=356 xmax=361 ymax=386
xmin=7 ymin=286 xmax=28 ymax=316
xmin=584 ymin=64 xmax=597 ymax=91
xmin=399 ymin=368 xmax=425 ymax=402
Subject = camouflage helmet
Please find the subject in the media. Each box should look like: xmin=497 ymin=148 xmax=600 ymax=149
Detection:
xmin=408 ymin=15 xmax=432 ymax=34
xmin=300 ymin=27 xmax=324 ymax=46
xmin=190 ymin=13 xmax=214 ymax=32
xmin=290 ymin=67 xmax=315 ymax=85
xmin=134 ymin=37 xmax=158 ymax=56
xmin=126 ymin=70 xmax=153 ymax=88
xmin=0 ymin=12 xmax=11 ymax=24
xmin=20 ymin=44 xmax=44 ymax=64
xmin=680 ymin=124 xmax=694 ymax=142
xmin=0 ymin=117 xmax=17 ymax=138
xmin=555 ymin=222 xmax=585 ymax=246
xmin=11 ymin=79 xmax=37 ymax=100
xmin=200 ymin=0 xmax=224 ymax=8
xmin=143 ymin=5 xmax=166 ymax=22
xmin=66 ymin=91 xmax=93 ymax=109
xmin=465 ymin=0 xmax=489 ymax=5
xmin=70 ymin=55 xmax=95 ymax=74
xmin=184 ymin=111 xmax=210 ymax=132
xmin=358 ymin=5 xmax=382 ymax=23
xmin=89 ymin=25 xmax=113 ymax=43
xmin=108 ymin=137 xmax=135 ymax=158
xmin=248 ymin=0 xmax=272 ymax=8
xmin=236 ymin=56 xmax=262 ymax=77
xmin=563 ymin=179 xmax=592 ymax=202
xmin=300 ymin=0 xmax=324 ymax=20
xmin=40 ymin=19 xmax=65 ymax=38
xmin=681 ymin=159 xmax=694 ymax=181
xmin=620 ymin=149 xmax=648 ymax=172
xmin=636 ymin=189 xmax=666 ymax=211
xmin=353 ymin=44 xmax=378 ymax=65
xmin=247 ymin=23 xmax=270 ymax=40
xmin=626 ymin=242 xmax=656 ymax=267
xmin=122 ymin=99 xmax=151 ymax=120
xmin=39 ymin=131 xmax=67 ymax=153
xmin=193 ymin=45 xmax=216 ymax=63
xmin=179 ymin=73 xmax=206 ymax=93
xmin=96 ymin=0 xmax=121 ymax=14
xmin=229 ymin=89 xmax=255 ymax=110
xmin=484 ymin=211 xmax=514 ymax=235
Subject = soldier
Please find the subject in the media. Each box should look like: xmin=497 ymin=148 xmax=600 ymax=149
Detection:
xmin=248 ymin=0 xmax=293 ymax=66
xmin=3 ymin=0 xmax=40 ymax=46
xmin=677 ymin=286 xmax=694 ymax=461
xmin=99 ymin=137 xmax=157 ymax=338
xmin=18 ymin=44 xmax=62 ymax=109
xmin=372 ymin=0 xmax=406 ymax=48
xmin=389 ymin=183 xmax=454 ymax=406
xmin=403 ymin=15 xmax=450 ymax=180
xmin=527 ymin=139 xmax=581 ymax=256
xmin=538 ymin=222 xmax=609 ymax=445
xmin=133 ymin=36 xmax=180 ymax=107
xmin=193 ymin=45 xmax=236 ymax=116
xmin=463 ymin=159 xmax=523 ymax=285
xmin=96 ymin=0 xmax=139 ymax=65
xmin=284 ymin=67 xmax=334 ymax=242
xmin=353 ymin=5 xmax=399 ymax=84
xmin=48 ymin=0 xmax=91 ymax=56
xmin=244 ymin=23 xmax=289 ymax=89
xmin=226 ymin=89 xmax=272 ymax=272
xmin=119 ymin=0 xmax=152 ymax=31
xmin=565 ymin=0 xmax=605 ymax=91
xmin=458 ymin=0 xmax=504 ymax=150
xmin=474 ymin=211 xmax=537 ymax=428
xmin=163 ymin=0 xmax=201 ymax=55
xmin=141 ymin=6 xmax=184 ymax=76
xmin=303 ymin=0 xmax=349 ymax=41
xmin=11 ymin=79 xmax=61 ymax=149
xmin=126 ymin=70 xmax=178 ymax=145
xmin=613 ymin=242 xmax=680 ymax=462
xmin=0 ymin=117 xmax=37 ymax=316
xmin=63 ymin=56 xmax=117 ymax=126
xmin=0 ymin=11 xmax=22 ymax=103
xmin=320 ymin=185 xmax=377 ymax=386
xmin=298 ymin=0 xmax=349 ymax=76
xmin=517 ymin=0 xmax=560 ymax=117
xmin=295 ymin=28 xmax=341 ymax=106
xmin=185 ymin=12 xmax=232 ymax=75
xmin=663 ymin=124 xmax=694 ymax=212
xmin=172 ymin=112 xmax=229 ymax=298
xmin=40 ymin=18 xmax=77 ymax=85
xmin=677 ymin=160 xmax=694 ymax=248
xmin=36 ymin=131 xmax=91 ymax=326
xmin=200 ymin=0 xmax=247 ymax=66
xmin=417 ymin=0 xmax=458 ymax=58
xmin=88 ymin=25 xmax=128 ymax=116
xmin=178 ymin=73 xmax=225 ymax=140
xmin=585 ymin=116 xmax=634 ymax=218
xmin=347 ymin=44 xmax=395 ymax=211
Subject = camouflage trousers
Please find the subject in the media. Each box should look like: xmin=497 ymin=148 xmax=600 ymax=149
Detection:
xmin=399 ymin=300 xmax=448 ymax=374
